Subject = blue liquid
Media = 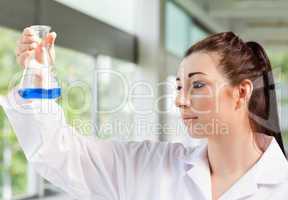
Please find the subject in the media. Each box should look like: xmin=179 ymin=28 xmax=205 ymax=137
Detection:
xmin=18 ymin=88 xmax=61 ymax=99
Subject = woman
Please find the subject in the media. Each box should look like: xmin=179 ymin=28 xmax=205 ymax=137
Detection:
xmin=1 ymin=27 xmax=288 ymax=200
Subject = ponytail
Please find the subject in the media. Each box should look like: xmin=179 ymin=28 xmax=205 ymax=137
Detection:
xmin=246 ymin=41 xmax=286 ymax=157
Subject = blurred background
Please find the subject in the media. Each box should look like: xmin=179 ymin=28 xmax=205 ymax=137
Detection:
xmin=0 ymin=0 xmax=288 ymax=199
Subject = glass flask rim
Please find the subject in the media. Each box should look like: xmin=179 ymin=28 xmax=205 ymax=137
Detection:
xmin=30 ymin=25 xmax=51 ymax=33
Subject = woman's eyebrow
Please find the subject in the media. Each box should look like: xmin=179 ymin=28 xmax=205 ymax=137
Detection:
xmin=176 ymin=72 xmax=207 ymax=81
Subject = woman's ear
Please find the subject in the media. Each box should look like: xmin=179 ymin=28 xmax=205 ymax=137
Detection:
xmin=234 ymin=79 xmax=253 ymax=110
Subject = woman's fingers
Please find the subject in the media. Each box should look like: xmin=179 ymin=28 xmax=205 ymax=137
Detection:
xmin=23 ymin=27 xmax=34 ymax=36
xmin=21 ymin=35 xmax=37 ymax=44
xmin=36 ymin=32 xmax=56 ymax=65
xmin=44 ymin=32 xmax=57 ymax=47
xmin=16 ymin=42 xmax=38 ymax=55
xmin=16 ymin=50 xmax=33 ymax=68
xmin=16 ymin=27 xmax=57 ymax=68
xmin=16 ymin=27 xmax=39 ymax=67
xmin=45 ymin=32 xmax=56 ymax=65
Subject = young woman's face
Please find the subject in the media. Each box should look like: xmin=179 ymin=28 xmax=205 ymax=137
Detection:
xmin=175 ymin=52 xmax=237 ymax=138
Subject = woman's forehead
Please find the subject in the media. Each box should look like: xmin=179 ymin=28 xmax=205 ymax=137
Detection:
xmin=177 ymin=52 xmax=222 ymax=80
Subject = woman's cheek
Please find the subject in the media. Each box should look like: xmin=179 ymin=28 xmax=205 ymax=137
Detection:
xmin=188 ymin=98 xmax=229 ymax=137
xmin=187 ymin=86 xmax=233 ymax=137
xmin=191 ymin=98 xmax=216 ymax=128
xmin=191 ymin=97 xmax=215 ymax=116
xmin=214 ymin=89 xmax=235 ymax=128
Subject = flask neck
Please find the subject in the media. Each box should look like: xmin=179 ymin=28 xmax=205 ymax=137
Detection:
xmin=28 ymin=25 xmax=52 ymax=67
xmin=30 ymin=25 xmax=51 ymax=41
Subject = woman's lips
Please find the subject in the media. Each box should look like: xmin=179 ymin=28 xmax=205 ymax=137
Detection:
xmin=182 ymin=116 xmax=198 ymax=120
xmin=182 ymin=116 xmax=198 ymax=125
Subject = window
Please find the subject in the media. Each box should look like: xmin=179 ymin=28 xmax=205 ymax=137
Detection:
xmin=55 ymin=0 xmax=135 ymax=34
xmin=96 ymin=55 xmax=136 ymax=140
xmin=269 ymin=51 xmax=288 ymax=148
xmin=165 ymin=1 xmax=209 ymax=57
xmin=165 ymin=1 xmax=191 ymax=57
xmin=189 ymin=20 xmax=209 ymax=45
xmin=0 ymin=27 xmax=28 ymax=199
xmin=55 ymin=46 xmax=95 ymax=136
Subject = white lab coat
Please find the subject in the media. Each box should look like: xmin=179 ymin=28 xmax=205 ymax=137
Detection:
xmin=1 ymin=87 xmax=288 ymax=200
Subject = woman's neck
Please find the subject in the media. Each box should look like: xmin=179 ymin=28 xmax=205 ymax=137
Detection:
xmin=207 ymin=128 xmax=263 ymax=178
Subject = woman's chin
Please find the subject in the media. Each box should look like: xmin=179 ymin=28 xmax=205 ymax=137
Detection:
xmin=188 ymin=131 xmax=208 ymax=138
xmin=186 ymin=125 xmax=208 ymax=138
xmin=184 ymin=117 xmax=230 ymax=138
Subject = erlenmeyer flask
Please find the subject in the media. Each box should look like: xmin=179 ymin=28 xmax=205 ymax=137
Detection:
xmin=18 ymin=25 xmax=61 ymax=99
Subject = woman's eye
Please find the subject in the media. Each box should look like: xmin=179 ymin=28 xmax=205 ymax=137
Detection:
xmin=176 ymin=86 xmax=182 ymax=91
xmin=192 ymin=81 xmax=205 ymax=89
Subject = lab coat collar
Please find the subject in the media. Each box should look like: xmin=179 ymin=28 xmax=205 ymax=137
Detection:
xmin=181 ymin=136 xmax=288 ymax=199
xmin=253 ymin=137 xmax=288 ymax=185
xmin=182 ymin=143 xmax=212 ymax=199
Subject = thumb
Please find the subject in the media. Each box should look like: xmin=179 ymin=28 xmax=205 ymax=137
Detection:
xmin=44 ymin=32 xmax=57 ymax=47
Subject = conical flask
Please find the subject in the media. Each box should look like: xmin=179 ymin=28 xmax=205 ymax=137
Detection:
xmin=18 ymin=25 xmax=61 ymax=99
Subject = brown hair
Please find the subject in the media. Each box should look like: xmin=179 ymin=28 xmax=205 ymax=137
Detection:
xmin=184 ymin=31 xmax=286 ymax=157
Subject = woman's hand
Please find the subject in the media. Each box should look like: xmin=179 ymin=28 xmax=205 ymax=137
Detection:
xmin=16 ymin=26 xmax=57 ymax=69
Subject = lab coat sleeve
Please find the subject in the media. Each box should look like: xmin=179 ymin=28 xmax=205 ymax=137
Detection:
xmin=0 ymin=87 xmax=96 ymax=198
xmin=0 ymin=87 xmax=182 ymax=200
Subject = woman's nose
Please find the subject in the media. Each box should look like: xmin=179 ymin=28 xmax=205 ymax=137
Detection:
xmin=175 ymin=94 xmax=191 ymax=108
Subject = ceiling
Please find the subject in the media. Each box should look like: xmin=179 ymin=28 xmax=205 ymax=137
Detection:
xmin=194 ymin=0 xmax=288 ymax=51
